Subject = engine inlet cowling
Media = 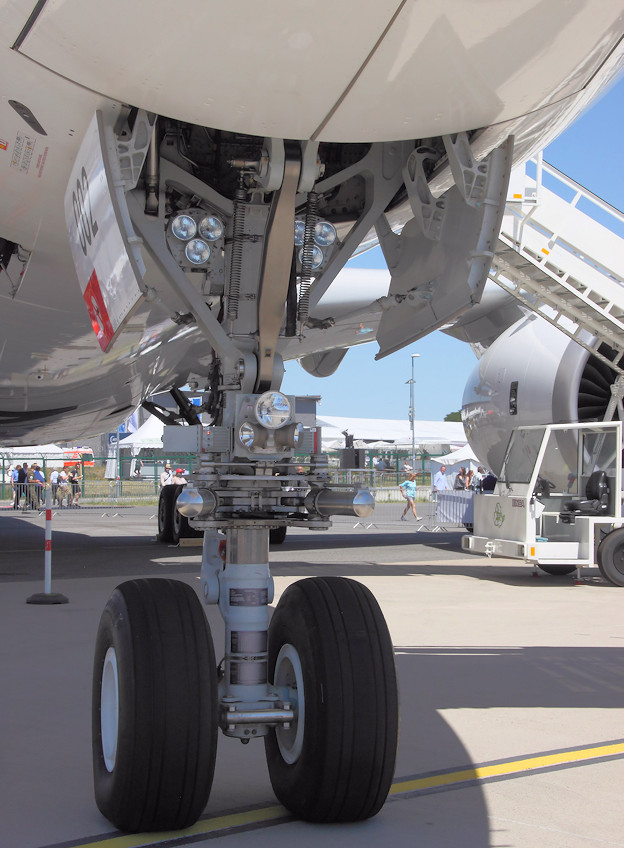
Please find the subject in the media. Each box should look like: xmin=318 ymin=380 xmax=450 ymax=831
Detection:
xmin=461 ymin=314 xmax=617 ymax=476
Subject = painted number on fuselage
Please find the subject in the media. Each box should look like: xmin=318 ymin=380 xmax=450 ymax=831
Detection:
xmin=72 ymin=166 xmax=99 ymax=256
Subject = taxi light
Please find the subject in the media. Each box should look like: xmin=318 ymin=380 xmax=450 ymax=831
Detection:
xmin=254 ymin=391 xmax=292 ymax=429
xmin=239 ymin=422 xmax=267 ymax=449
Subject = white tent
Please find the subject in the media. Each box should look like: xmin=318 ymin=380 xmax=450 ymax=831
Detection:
xmin=1 ymin=444 xmax=66 ymax=466
xmin=430 ymin=444 xmax=480 ymax=467
xmin=117 ymin=415 xmax=164 ymax=452
xmin=111 ymin=414 xmax=468 ymax=455
xmin=429 ymin=443 xmax=481 ymax=489
xmin=317 ymin=416 xmax=466 ymax=451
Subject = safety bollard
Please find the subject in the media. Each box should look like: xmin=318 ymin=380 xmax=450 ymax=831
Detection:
xmin=26 ymin=487 xmax=69 ymax=605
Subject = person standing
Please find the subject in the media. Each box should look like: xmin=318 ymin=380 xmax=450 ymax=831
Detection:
xmin=31 ymin=464 xmax=46 ymax=506
xmin=399 ymin=473 xmax=420 ymax=521
xmin=433 ymin=465 xmax=449 ymax=492
xmin=160 ymin=462 xmax=174 ymax=487
xmin=15 ymin=462 xmax=28 ymax=509
xmin=454 ymin=467 xmax=468 ymax=490
xmin=68 ymin=465 xmax=82 ymax=506
xmin=57 ymin=469 xmax=70 ymax=507
xmin=49 ymin=467 xmax=60 ymax=505
xmin=9 ymin=465 xmax=18 ymax=508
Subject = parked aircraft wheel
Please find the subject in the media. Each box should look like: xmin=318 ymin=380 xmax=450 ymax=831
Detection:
xmin=158 ymin=485 xmax=202 ymax=543
xmin=597 ymin=529 xmax=624 ymax=586
xmin=157 ymin=485 xmax=176 ymax=542
xmin=537 ymin=564 xmax=576 ymax=576
xmin=269 ymin=525 xmax=287 ymax=545
xmin=265 ymin=576 xmax=398 ymax=822
xmin=92 ymin=578 xmax=218 ymax=832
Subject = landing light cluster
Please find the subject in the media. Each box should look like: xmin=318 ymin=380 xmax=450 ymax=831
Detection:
xmin=294 ymin=219 xmax=337 ymax=269
xmin=167 ymin=210 xmax=224 ymax=267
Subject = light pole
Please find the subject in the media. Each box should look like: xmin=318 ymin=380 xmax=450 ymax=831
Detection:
xmin=407 ymin=353 xmax=420 ymax=472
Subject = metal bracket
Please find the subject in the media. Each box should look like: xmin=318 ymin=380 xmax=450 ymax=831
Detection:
xmin=114 ymin=109 xmax=157 ymax=190
xmin=402 ymin=147 xmax=447 ymax=240
xmin=443 ymin=132 xmax=490 ymax=207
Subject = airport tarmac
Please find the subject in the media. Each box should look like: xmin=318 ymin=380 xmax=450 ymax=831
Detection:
xmin=1 ymin=506 xmax=623 ymax=848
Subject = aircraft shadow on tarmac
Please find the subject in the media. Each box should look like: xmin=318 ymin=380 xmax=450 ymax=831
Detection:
xmin=1 ymin=514 xmax=616 ymax=588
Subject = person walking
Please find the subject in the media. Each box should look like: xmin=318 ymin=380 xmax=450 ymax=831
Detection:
xmin=399 ymin=473 xmax=420 ymax=521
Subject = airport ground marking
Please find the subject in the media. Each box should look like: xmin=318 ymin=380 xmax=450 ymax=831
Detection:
xmin=42 ymin=740 xmax=624 ymax=848
xmin=390 ymin=739 xmax=624 ymax=797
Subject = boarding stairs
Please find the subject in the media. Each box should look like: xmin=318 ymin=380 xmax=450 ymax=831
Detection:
xmin=492 ymin=155 xmax=624 ymax=377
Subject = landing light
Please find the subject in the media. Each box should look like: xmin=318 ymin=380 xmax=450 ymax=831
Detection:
xmin=294 ymin=219 xmax=305 ymax=246
xmin=314 ymin=220 xmax=336 ymax=247
xmin=185 ymin=239 xmax=211 ymax=265
xmin=298 ymin=245 xmax=323 ymax=269
xmin=171 ymin=214 xmax=197 ymax=241
xmin=199 ymin=215 xmax=224 ymax=241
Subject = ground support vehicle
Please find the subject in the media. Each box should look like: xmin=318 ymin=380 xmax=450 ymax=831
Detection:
xmin=462 ymin=422 xmax=624 ymax=586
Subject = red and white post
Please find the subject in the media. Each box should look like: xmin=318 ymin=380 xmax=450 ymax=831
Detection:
xmin=27 ymin=486 xmax=69 ymax=605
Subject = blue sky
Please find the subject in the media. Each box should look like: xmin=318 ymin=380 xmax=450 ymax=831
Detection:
xmin=281 ymin=74 xmax=624 ymax=421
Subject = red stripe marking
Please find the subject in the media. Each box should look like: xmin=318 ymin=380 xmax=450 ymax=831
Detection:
xmin=45 ymin=540 xmax=52 ymax=551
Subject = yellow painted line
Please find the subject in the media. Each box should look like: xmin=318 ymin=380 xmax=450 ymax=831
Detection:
xmin=66 ymin=805 xmax=290 ymax=848
xmin=52 ymin=742 xmax=624 ymax=848
xmin=390 ymin=741 xmax=624 ymax=796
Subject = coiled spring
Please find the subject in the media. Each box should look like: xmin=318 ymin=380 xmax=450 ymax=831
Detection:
xmin=297 ymin=191 xmax=318 ymax=325
xmin=227 ymin=184 xmax=246 ymax=320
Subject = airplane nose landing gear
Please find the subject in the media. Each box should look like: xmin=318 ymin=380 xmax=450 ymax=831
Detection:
xmin=92 ymin=526 xmax=398 ymax=832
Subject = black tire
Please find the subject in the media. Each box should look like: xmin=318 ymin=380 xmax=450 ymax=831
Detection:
xmin=157 ymin=485 xmax=176 ymax=542
xmin=264 ymin=576 xmax=398 ymax=822
xmin=537 ymin=564 xmax=576 ymax=576
xmin=269 ymin=525 xmax=287 ymax=545
xmin=158 ymin=485 xmax=202 ymax=544
xmin=92 ymin=578 xmax=218 ymax=832
xmin=597 ymin=529 xmax=624 ymax=586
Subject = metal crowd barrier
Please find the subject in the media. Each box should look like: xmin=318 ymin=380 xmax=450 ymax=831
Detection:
xmin=2 ymin=472 xmax=474 ymax=531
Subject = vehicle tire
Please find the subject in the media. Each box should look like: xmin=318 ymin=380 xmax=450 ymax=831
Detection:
xmin=597 ymin=529 xmax=624 ymax=586
xmin=92 ymin=578 xmax=218 ymax=832
xmin=537 ymin=564 xmax=576 ymax=576
xmin=264 ymin=576 xmax=398 ymax=822
xmin=269 ymin=525 xmax=287 ymax=545
xmin=158 ymin=485 xmax=202 ymax=543
xmin=157 ymin=485 xmax=176 ymax=542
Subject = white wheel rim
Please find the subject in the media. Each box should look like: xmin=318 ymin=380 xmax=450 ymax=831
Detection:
xmin=274 ymin=643 xmax=304 ymax=764
xmin=101 ymin=646 xmax=119 ymax=773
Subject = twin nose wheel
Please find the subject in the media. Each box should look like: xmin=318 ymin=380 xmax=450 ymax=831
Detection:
xmin=93 ymin=575 xmax=398 ymax=831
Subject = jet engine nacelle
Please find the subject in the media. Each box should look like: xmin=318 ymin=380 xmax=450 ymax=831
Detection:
xmin=461 ymin=314 xmax=616 ymax=476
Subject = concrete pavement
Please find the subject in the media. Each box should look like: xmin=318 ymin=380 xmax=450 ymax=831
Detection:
xmin=1 ymin=507 xmax=623 ymax=847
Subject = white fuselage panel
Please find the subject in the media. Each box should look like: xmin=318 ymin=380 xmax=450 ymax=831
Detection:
xmin=10 ymin=0 xmax=624 ymax=142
